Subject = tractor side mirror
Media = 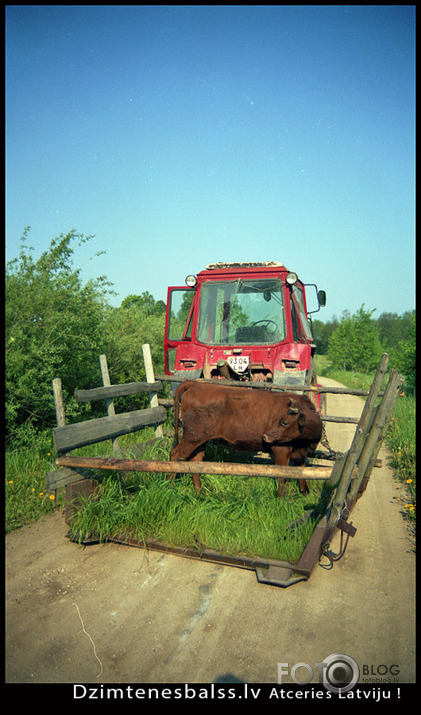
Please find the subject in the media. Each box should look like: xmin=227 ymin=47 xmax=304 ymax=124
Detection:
xmin=318 ymin=290 xmax=326 ymax=308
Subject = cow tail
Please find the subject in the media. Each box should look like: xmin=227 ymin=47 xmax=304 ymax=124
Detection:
xmin=171 ymin=381 xmax=191 ymax=450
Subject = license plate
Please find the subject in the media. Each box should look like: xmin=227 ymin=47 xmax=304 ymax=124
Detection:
xmin=227 ymin=355 xmax=249 ymax=373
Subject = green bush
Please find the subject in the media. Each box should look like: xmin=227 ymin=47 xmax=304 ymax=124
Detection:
xmin=6 ymin=229 xmax=112 ymax=442
xmin=327 ymin=305 xmax=383 ymax=372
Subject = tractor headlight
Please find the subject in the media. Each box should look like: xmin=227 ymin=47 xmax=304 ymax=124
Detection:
xmin=185 ymin=274 xmax=197 ymax=288
xmin=286 ymin=272 xmax=298 ymax=286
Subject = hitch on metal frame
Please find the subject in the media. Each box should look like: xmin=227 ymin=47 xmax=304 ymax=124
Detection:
xmin=319 ymin=517 xmax=357 ymax=570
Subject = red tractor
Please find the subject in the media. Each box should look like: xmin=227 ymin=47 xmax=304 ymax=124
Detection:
xmin=165 ymin=262 xmax=326 ymax=389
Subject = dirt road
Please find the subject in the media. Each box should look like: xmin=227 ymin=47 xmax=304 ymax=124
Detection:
xmin=5 ymin=378 xmax=415 ymax=686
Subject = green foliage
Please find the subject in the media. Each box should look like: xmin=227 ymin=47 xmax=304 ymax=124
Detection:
xmin=120 ymin=291 xmax=166 ymax=315
xmin=6 ymin=229 xmax=113 ymax=442
xmin=327 ymin=305 xmax=384 ymax=372
xmin=102 ymin=295 xmax=167 ymax=411
xmin=386 ymin=393 xmax=416 ymax=526
xmin=315 ymin=308 xmax=415 ymax=391
xmin=312 ymin=317 xmax=339 ymax=354
xmin=388 ymin=312 xmax=416 ymax=392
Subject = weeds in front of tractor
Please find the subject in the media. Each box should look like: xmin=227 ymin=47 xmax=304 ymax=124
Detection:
xmin=69 ymin=437 xmax=328 ymax=564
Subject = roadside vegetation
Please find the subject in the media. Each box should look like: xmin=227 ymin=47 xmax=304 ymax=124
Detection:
xmin=314 ymin=356 xmax=416 ymax=534
xmin=6 ymin=229 xmax=415 ymax=551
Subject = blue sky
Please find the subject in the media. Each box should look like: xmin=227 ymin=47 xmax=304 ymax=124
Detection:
xmin=6 ymin=5 xmax=415 ymax=322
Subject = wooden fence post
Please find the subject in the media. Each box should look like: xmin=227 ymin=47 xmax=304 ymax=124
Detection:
xmin=52 ymin=378 xmax=66 ymax=430
xmin=51 ymin=378 xmax=66 ymax=505
xmin=142 ymin=344 xmax=163 ymax=438
xmin=51 ymin=377 xmax=99 ymax=525
xmin=99 ymin=354 xmax=121 ymax=456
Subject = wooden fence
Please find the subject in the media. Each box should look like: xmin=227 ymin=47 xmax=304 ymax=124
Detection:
xmin=47 ymin=348 xmax=404 ymax=587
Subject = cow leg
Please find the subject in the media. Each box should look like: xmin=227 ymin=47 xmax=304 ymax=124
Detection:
xmin=188 ymin=448 xmax=206 ymax=492
xmin=299 ymin=479 xmax=310 ymax=495
xmin=271 ymin=446 xmax=292 ymax=498
xmin=169 ymin=442 xmax=206 ymax=492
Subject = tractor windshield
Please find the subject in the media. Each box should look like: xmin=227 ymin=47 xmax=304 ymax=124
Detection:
xmin=196 ymin=279 xmax=286 ymax=346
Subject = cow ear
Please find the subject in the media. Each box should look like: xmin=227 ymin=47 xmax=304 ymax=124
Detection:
xmin=288 ymin=398 xmax=299 ymax=414
xmin=298 ymin=412 xmax=306 ymax=427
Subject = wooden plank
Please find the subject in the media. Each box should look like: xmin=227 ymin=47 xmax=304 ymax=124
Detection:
xmin=155 ymin=374 xmax=384 ymax=397
xmin=74 ymin=380 xmax=163 ymax=402
xmin=46 ymin=467 xmax=94 ymax=491
xmin=321 ymin=415 xmax=359 ymax=424
xmin=52 ymin=405 xmax=167 ymax=454
xmin=55 ymin=454 xmax=333 ymax=480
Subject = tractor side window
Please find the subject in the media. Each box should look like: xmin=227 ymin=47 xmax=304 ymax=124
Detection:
xmin=167 ymin=289 xmax=194 ymax=341
xmin=293 ymin=285 xmax=313 ymax=340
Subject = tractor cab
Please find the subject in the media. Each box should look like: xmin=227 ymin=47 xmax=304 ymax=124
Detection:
xmin=165 ymin=262 xmax=325 ymax=387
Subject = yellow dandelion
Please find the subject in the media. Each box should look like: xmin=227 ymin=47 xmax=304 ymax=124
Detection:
xmin=39 ymin=492 xmax=44 ymax=497
xmin=8 ymin=480 xmax=13 ymax=484
xmin=406 ymin=478 xmax=413 ymax=484
xmin=49 ymin=494 xmax=55 ymax=500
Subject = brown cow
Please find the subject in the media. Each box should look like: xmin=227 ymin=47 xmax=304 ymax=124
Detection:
xmin=170 ymin=381 xmax=322 ymax=496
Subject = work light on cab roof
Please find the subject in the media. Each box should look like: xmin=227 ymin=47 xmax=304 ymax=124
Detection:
xmin=165 ymin=261 xmax=326 ymax=389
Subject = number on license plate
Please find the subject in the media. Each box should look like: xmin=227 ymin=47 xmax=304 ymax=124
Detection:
xmin=227 ymin=356 xmax=249 ymax=373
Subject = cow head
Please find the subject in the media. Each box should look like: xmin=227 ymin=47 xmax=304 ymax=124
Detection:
xmin=262 ymin=398 xmax=320 ymax=446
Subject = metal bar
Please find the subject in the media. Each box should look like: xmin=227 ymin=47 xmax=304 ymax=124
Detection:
xmin=56 ymin=455 xmax=333 ymax=481
xmin=85 ymin=534 xmax=314 ymax=579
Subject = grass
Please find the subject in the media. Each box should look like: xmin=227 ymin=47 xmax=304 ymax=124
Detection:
xmin=386 ymin=393 xmax=416 ymax=530
xmin=5 ymin=430 xmax=63 ymax=532
xmin=68 ymin=437 xmax=330 ymax=563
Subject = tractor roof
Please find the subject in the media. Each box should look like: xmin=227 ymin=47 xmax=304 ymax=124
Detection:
xmin=205 ymin=262 xmax=285 ymax=270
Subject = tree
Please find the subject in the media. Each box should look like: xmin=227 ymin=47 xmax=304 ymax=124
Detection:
xmin=6 ymin=229 xmax=112 ymax=440
xmin=312 ymin=317 xmax=339 ymax=354
xmin=102 ymin=301 xmax=166 ymax=411
xmin=389 ymin=312 xmax=415 ymax=392
xmin=120 ymin=292 xmax=166 ymax=315
xmin=327 ymin=305 xmax=383 ymax=372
